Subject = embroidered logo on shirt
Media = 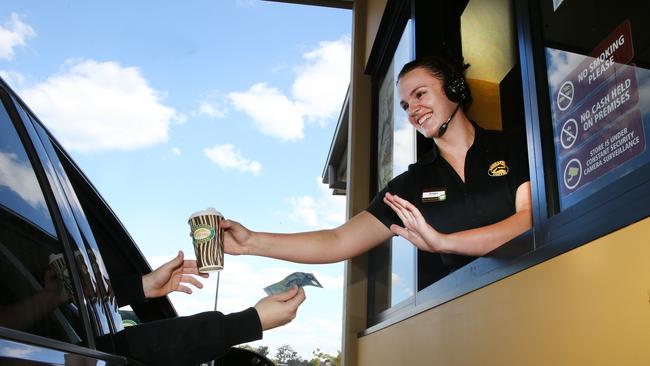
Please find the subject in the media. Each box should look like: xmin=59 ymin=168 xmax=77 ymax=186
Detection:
xmin=422 ymin=188 xmax=446 ymax=202
xmin=488 ymin=160 xmax=509 ymax=177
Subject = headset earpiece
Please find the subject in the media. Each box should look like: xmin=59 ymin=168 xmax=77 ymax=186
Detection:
xmin=444 ymin=75 xmax=469 ymax=104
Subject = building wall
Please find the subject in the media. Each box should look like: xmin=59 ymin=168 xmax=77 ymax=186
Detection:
xmin=341 ymin=0 xmax=375 ymax=364
xmin=356 ymin=217 xmax=650 ymax=365
xmin=342 ymin=1 xmax=649 ymax=365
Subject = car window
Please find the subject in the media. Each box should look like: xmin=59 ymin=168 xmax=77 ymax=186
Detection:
xmin=0 ymin=95 xmax=56 ymax=236
xmin=30 ymin=119 xmax=122 ymax=334
xmin=0 ymin=92 xmax=87 ymax=345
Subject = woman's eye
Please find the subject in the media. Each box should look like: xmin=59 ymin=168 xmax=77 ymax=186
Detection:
xmin=416 ymin=91 xmax=425 ymax=98
xmin=400 ymin=103 xmax=408 ymax=111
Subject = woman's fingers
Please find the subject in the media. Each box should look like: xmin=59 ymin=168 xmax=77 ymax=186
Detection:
xmin=385 ymin=193 xmax=418 ymax=227
xmin=383 ymin=196 xmax=411 ymax=225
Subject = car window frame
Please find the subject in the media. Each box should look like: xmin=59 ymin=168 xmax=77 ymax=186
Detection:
xmin=0 ymin=79 xmax=127 ymax=364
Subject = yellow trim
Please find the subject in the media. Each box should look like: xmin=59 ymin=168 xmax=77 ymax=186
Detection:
xmin=357 ymin=217 xmax=650 ymax=366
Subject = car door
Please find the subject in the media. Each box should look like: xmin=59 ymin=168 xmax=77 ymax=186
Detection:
xmin=0 ymin=79 xmax=127 ymax=365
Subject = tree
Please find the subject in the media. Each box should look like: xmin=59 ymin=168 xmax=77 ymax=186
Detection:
xmin=256 ymin=345 xmax=270 ymax=357
xmin=238 ymin=344 xmax=269 ymax=357
xmin=274 ymin=344 xmax=305 ymax=366
xmin=309 ymin=349 xmax=341 ymax=366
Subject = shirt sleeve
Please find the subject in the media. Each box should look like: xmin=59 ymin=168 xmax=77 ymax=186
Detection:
xmin=111 ymin=274 xmax=146 ymax=307
xmin=365 ymin=170 xmax=414 ymax=228
xmin=113 ymin=307 xmax=263 ymax=366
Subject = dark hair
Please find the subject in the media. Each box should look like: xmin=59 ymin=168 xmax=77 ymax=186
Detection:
xmin=397 ymin=55 xmax=472 ymax=111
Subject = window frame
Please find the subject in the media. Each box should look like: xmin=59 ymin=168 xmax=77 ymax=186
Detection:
xmin=0 ymin=79 xmax=126 ymax=363
xmin=362 ymin=0 xmax=650 ymax=336
xmin=365 ymin=0 xmax=414 ymax=326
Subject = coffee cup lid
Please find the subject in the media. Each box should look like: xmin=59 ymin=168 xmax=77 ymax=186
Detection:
xmin=188 ymin=207 xmax=223 ymax=220
xmin=49 ymin=253 xmax=64 ymax=263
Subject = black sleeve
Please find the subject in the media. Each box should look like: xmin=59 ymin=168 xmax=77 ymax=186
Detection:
xmin=110 ymin=274 xmax=146 ymax=307
xmin=113 ymin=308 xmax=263 ymax=366
xmin=366 ymin=170 xmax=414 ymax=229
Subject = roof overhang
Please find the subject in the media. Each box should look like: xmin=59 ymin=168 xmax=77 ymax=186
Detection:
xmin=321 ymin=85 xmax=349 ymax=195
xmin=262 ymin=0 xmax=353 ymax=10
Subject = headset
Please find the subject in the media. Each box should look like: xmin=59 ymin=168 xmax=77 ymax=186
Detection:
xmin=399 ymin=55 xmax=471 ymax=137
xmin=443 ymin=69 xmax=470 ymax=104
xmin=437 ymin=65 xmax=470 ymax=137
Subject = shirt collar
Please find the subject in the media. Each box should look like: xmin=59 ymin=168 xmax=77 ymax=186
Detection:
xmin=416 ymin=121 xmax=486 ymax=166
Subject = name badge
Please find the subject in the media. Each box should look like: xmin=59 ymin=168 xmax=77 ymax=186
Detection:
xmin=422 ymin=188 xmax=446 ymax=202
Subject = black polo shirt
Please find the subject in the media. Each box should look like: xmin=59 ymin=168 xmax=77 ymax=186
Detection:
xmin=366 ymin=124 xmax=529 ymax=272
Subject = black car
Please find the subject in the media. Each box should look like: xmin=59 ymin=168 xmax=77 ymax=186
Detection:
xmin=0 ymin=77 xmax=271 ymax=365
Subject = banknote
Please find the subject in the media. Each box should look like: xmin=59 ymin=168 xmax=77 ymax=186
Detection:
xmin=263 ymin=272 xmax=323 ymax=295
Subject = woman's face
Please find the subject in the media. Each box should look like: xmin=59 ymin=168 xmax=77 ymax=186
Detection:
xmin=398 ymin=67 xmax=457 ymax=138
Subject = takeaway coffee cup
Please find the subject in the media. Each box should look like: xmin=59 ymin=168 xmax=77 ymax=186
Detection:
xmin=188 ymin=208 xmax=224 ymax=272
xmin=48 ymin=253 xmax=73 ymax=300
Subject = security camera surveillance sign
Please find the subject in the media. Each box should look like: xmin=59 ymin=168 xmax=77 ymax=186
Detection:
xmin=546 ymin=20 xmax=646 ymax=209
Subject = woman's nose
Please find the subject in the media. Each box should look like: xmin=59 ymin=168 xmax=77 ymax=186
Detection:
xmin=409 ymin=105 xmax=419 ymax=118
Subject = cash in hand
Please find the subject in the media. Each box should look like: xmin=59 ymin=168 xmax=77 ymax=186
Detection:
xmin=263 ymin=272 xmax=323 ymax=295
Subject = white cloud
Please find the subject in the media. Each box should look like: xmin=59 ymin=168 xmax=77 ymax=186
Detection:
xmin=292 ymin=37 xmax=351 ymax=125
xmin=204 ymin=144 xmax=262 ymax=175
xmin=282 ymin=178 xmax=346 ymax=229
xmin=545 ymin=48 xmax=584 ymax=92
xmin=0 ymin=345 xmax=36 ymax=359
xmin=0 ymin=152 xmax=46 ymax=209
xmin=0 ymin=70 xmax=26 ymax=89
xmin=393 ymin=120 xmax=416 ymax=172
xmin=198 ymin=103 xmax=227 ymax=118
xmin=171 ymin=147 xmax=181 ymax=156
xmin=0 ymin=13 xmax=36 ymax=60
xmin=229 ymin=83 xmax=304 ymax=141
xmin=20 ymin=59 xmax=181 ymax=152
xmin=228 ymin=36 xmax=350 ymax=141
xmin=194 ymin=90 xmax=228 ymax=119
xmin=174 ymin=112 xmax=188 ymax=125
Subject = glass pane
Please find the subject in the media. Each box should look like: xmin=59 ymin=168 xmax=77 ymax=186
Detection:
xmin=0 ymin=94 xmax=86 ymax=345
xmin=540 ymin=1 xmax=650 ymax=209
xmin=376 ymin=20 xmax=416 ymax=308
xmin=29 ymin=118 xmax=113 ymax=336
xmin=0 ymin=96 xmax=56 ymax=236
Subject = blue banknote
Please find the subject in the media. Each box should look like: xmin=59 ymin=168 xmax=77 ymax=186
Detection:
xmin=263 ymin=272 xmax=323 ymax=295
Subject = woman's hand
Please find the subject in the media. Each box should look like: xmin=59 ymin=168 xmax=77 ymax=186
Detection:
xmin=383 ymin=192 xmax=447 ymax=253
xmin=221 ymin=219 xmax=254 ymax=256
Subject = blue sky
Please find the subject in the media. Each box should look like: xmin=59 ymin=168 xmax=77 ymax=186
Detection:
xmin=0 ymin=1 xmax=351 ymax=359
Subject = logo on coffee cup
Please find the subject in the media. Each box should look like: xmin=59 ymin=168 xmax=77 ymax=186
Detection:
xmin=192 ymin=224 xmax=215 ymax=244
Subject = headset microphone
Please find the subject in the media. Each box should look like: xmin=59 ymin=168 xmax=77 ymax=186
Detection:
xmin=437 ymin=103 xmax=461 ymax=138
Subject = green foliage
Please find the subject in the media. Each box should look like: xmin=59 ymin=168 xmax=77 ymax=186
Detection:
xmin=274 ymin=344 xmax=305 ymax=366
xmin=308 ymin=348 xmax=341 ymax=366
xmin=242 ymin=344 xmax=341 ymax=366
xmin=238 ymin=344 xmax=270 ymax=357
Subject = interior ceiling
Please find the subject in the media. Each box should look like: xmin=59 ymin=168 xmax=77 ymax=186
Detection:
xmin=461 ymin=0 xmax=517 ymax=83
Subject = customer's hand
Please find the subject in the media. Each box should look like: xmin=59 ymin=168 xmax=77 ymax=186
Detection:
xmin=254 ymin=286 xmax=306 ymax=331
xmin=142 ymin=250 xmax=208 ymax=299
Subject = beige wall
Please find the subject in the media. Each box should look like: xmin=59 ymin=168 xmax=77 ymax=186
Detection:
xmin=466 ymin=78 xmax=502 ymax=130
xmin=356 ymin=216 xmax=650 ymax=366
xmin=364 ymin=0 xmax=388 ymax=65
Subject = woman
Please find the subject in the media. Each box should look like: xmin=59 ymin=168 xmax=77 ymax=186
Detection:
xmin=223 ymin=55 xmax=532 ymax=273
